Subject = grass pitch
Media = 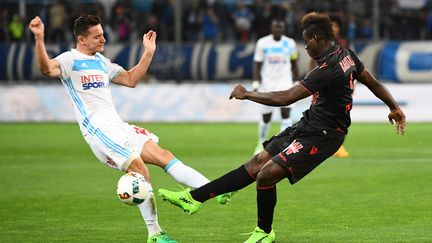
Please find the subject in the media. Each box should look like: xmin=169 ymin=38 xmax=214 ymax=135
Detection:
xmin=0 ymin=122 xmax=431 ymax=242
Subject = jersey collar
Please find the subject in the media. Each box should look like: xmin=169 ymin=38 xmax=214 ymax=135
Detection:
xmin=315 ymin=43 xmax=339 ymax=63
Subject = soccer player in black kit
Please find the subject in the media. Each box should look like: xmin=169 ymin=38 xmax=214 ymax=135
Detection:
xmin=158 ymin=12 xmax=406 ymax=243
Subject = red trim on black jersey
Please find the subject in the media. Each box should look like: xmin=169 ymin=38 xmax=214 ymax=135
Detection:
xmin=299 ymin=82 xmax=313 ymax=95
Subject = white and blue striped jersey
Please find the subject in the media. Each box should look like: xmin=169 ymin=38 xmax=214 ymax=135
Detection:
xmin=54 ymin=49 xmax=124 ymax=143
xmin=253 ymin=35 xmax=298 ymax=91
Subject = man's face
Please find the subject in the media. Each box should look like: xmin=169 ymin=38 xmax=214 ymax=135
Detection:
xmin=331 ymin=21 xmax=340 ymax=37
xmin=302 ymin=30 xmax=319 ymax=58
xmin=271 ymin=21 xmax=285 ymax=39
xmin=79 ymin=24 xmax=106 ymax=54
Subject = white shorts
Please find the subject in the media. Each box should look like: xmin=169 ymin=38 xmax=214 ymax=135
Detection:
xmin=260 ymin=80 xmax=293 ymax=93
xmin=259 ymin=104 xmax=292 ymax=115
xmin=259 ymin=82 xmax=294 ymax=114
xmin=88 ymin=122 xmax=159 ymax=171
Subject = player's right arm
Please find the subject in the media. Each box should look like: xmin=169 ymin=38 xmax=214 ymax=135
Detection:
xmin=251 ymin=38 xmax=264 ymax=91
xmin=229 ymin=82 xmax=310 ymax=107
xmin=29 ymin=16 xmax=61 ymax=78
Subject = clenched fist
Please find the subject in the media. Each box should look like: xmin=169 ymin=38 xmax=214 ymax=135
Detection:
xmin=229 ymin=84 xmax=248 ymax=100
xmin=28 ymin=16 xmax=45 ymax=39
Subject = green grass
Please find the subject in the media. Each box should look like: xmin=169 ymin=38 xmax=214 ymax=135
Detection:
xmin=0 ymin=122 xmax=431 ymax=242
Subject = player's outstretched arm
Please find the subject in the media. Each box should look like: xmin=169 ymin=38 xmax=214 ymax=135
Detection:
xmin=28 ymin=16 xmax=61 ymax=78
xmin=357 ymin=69 xmax=406 ymax=135
xmin=229 ymin=82 xmax=310 ymax=106
xmin=113 ymin=31 xmax=157 ymax=87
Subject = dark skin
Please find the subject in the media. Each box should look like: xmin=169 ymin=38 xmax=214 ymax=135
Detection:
xmin=231 ymin=30 xmax=406 ymax=187
xmin=253 ymin=20 xmax=299 ymax=123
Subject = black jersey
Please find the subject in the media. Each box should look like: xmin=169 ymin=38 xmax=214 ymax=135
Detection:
xmin=300 ymin=44 xmax=365 ymax=134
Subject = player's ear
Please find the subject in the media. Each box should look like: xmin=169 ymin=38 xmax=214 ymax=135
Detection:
xmin=77 ymin=35 xmax=85 ymax=44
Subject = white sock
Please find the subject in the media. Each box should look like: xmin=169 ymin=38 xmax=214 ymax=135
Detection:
xmin=138 ymin=191 xmax=162 ymax=236
xmin=258 ymin=119 xmax=271 ymax=144
xmin=164 ymin=158 xmax=210 ymax=189
xmin=280 ymin=118 xmax=292 ymax=132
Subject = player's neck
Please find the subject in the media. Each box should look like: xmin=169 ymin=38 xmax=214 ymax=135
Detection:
xmin=313 ymin=41 xmax=333 ymax=60
xmin=272 ymin=35 xmax=281 ymax=41
xmin=76 ymin=45 xmax=96 ymax=56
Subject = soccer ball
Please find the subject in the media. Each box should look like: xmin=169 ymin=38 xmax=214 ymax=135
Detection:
xmin=117 ymin=172 xmax=151 ymax=205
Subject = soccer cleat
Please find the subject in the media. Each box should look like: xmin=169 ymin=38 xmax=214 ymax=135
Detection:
xmin=243 ymin=227 xmax=276 ymax=243
xmin=215 ymin=191 xmax=236 ymax=205
xmin=158 ymin=188 xmax=202 ymax=214
xmin=333 ymin=145 xmax=350 ymax=158
xmin=147 ymin=231 xmax=177 ymax=243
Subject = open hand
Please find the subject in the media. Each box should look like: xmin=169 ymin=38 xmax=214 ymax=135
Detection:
xmin=28 ymin=16 xmax=44 ymax=38
xmin=229 ymin=84 xmax=248 ymax=100
xmin=388 ymin=107 xmax=406 ymax=135
xmin=143 ymin=30 xmax=157 ymax=54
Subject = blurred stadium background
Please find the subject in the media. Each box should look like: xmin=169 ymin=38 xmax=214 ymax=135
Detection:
xmin=0 ymin=0 xmax=431 ymax=123
xmin=1 ymin=0 xmax=431 ymax=242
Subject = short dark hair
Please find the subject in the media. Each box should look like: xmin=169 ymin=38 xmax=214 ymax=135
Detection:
xmin=73 ymin=15 xmax=101 ymax=38
xmin=301 ymin=12 xmax=334 ymax=40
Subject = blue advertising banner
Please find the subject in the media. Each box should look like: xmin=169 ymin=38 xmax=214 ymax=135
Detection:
xmin=1 ymin=41 xmax=431 ymax=82
xmin=379 ymin=42 xmax=432 ymax=83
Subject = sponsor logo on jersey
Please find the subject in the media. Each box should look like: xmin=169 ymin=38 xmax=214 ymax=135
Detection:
xmin=267 ymin=56 xmax=287 ymax=64
xmin=81 ymin=74 xmax=107 ymax=90
xmin=82 ymin=82 xmax=107 ymax=90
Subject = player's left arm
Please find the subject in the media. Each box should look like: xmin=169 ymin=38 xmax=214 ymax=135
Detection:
xmin=356 ymin=69 xmax=406 ymax=135
xmin=112 ymin=31 xmax=157 ymax=87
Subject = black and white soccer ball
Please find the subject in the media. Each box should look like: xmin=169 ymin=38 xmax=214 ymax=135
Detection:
xmin=117 ymin=172 xmax=151 ymax=205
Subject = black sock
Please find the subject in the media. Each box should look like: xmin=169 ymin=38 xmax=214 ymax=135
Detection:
xmin=257 ymin=185 xmax=277 ymax=234
xmin=191 ymin=165 xmax=255 ymax=202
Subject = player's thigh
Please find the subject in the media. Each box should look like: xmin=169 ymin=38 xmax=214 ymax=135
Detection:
xmin=127 ymin=124 xmax=174 ymax=168
xmin=262 ymin=112 xmax=273 ymax=123
xmin=260 ymin=104 xmax=275 ymax=118
xmin=280 ymin=107 xmax=291 ymax=118
xmin=88 ymin=125 xmax=140 ymax=171
xmin=140 ymin=139 xmax=174 ymax=167
xmin=256 ymin=160 xmax=289 ymax=187
xmin=127 ymin=157 xmax=151 ymax=181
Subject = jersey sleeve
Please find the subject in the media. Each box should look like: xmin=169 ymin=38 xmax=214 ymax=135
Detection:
xmin=290 ymin=39 xmax=298 ymax=61
xmin=99 ymin=54 xmax=124 ymax=82
xmin=54 ymin=52 xmax=73 ymax=80
xmin=300 ymin=67 xmax=333 ymax=94
xmin=349 ymin=49 xmax=365 ymax=79
xmin=253 ymin=39 xmax=264 ymax=62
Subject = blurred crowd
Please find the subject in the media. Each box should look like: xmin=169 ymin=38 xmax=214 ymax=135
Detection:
xmin=1 ymin=0 xmax=432 ymax=44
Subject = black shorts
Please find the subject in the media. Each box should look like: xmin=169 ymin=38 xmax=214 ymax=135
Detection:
xmin=263 ymin=120 xmax=345 ymax=185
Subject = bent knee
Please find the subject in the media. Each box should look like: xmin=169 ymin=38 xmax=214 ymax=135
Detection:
xmin=256 ymin=170 xmax=274 ymax=187
xmin=141 ymin=141 xmax=174 ymax=165
xmin=244 ymin=151 xmax=271 ymax=177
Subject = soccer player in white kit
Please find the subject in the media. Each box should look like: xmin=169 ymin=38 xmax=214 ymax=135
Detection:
xmin=29 ymin=15 xmax=231 ymax=243
xmin=252 ymin=19 xmax=299 ymax=155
